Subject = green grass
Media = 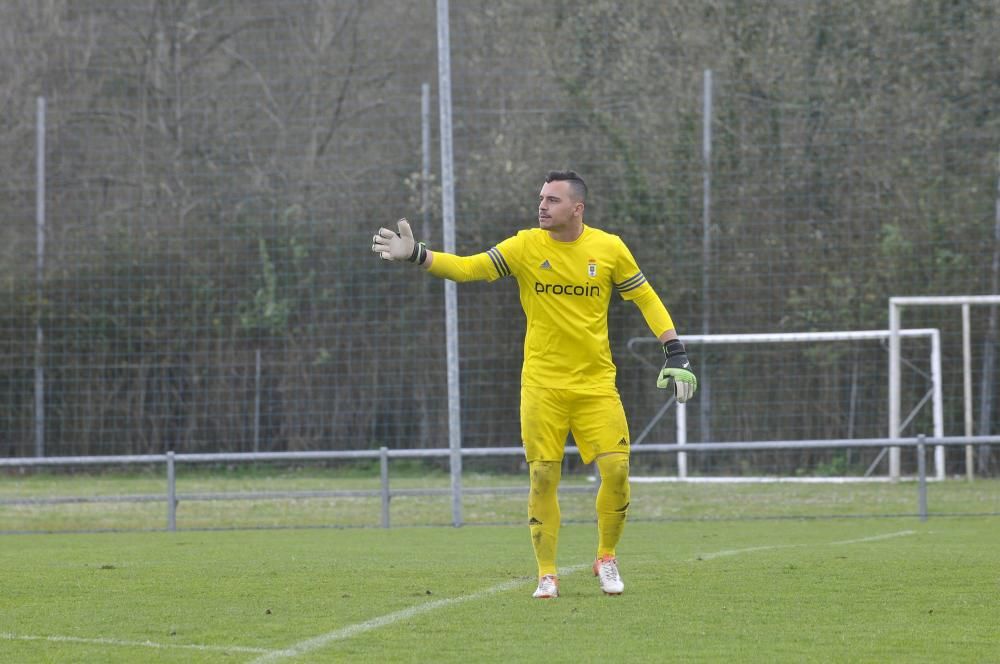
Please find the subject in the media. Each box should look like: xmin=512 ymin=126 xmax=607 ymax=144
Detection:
xmin=1 ymin=517 xmax=998 ymax=662
xmin=2 ymin=467 xmax=999 ymax=661
xmin=2 ymin=467 xmax=998 ymax=532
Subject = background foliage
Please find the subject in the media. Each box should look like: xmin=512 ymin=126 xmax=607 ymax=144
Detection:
xmin=0 ymin=1 xmax=997 ymax=474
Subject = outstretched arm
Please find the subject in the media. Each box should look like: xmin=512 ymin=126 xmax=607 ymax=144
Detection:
xmin=371 ymin=218 xmax=506 ymax=282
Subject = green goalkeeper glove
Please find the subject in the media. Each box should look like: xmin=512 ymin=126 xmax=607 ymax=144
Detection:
xmin=657 ymin=339 xmax=697 ymax=403
xmin=371 ymin=218 xmax=427 ymax=265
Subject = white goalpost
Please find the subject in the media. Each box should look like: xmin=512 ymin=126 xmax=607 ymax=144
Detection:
xmin=628 ymin=328 xmax=944 ymax=481
xmin=889 ymin=294 xmax=1000 ymax=481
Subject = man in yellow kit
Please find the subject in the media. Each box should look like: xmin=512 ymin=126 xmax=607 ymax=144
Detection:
xmin=371 ymin=170 xmax=697 ymax=598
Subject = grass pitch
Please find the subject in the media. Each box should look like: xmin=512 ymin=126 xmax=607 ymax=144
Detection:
xmin=1 ymin=516 xmax=998 ymax=663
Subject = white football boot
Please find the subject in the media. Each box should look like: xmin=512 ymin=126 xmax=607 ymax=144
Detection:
xmin=593 ymin=554 xmax=624 ymax=595
xmin=532 ymin=574 xmax=559 ymax=599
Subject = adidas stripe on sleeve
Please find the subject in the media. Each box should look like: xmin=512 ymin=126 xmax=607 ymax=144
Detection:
xmin=426 ymin=235 xmax=520 ymax=283
xmin=614 ymin=271 xmax=647 ymax=294
xmin=486 ymin=246 xmax=512 ymax=278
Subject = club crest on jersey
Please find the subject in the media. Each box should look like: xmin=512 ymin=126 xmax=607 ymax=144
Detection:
xmin=587 ymin=259 xmax=598 ymax=278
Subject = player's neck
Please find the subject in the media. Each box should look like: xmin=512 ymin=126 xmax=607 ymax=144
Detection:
xmin=547 ymin=220 xmax=584 ymax=243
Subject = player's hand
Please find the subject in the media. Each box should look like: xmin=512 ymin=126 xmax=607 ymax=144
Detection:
xmin=372 ymin=218 xmax=425 ymax=263
xmin=657 ymin=339 xmax=697 ymax=403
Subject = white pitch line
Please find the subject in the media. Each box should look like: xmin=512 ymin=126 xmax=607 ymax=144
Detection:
xmin=0 ymin=632 xmax=274 ymax=655
xmin=828 ymin=530 xmax=917 ymax=546
xmin=249 ymin=562 xmax=592 ymax=664
xmin=695 ymin=529 xmax=917 ymax=561
xmin=697 ymin=543 xmax=803 ymax=560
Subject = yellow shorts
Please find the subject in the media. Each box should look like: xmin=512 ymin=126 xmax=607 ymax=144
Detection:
xmin=520 ymin=385 xmax=630 ymax=464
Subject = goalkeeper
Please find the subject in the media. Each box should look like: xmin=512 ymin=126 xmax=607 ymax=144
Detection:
xmin=371 ymin=170 xmax=696 ymax=599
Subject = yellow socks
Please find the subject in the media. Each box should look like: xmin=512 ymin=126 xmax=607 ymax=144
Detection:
xmin=595 ymin=453 xmax=630 ymax=557
xmin=528 ymin=460 xmax=562 ymax=577
xmin=528 ymin=455 xmax=629 ymax=575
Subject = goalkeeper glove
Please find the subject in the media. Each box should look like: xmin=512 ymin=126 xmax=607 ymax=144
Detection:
xmin=657 ymin=338 xmax=697 ymax=403
xmin=371 ymin=218 xmax=428 ymax=265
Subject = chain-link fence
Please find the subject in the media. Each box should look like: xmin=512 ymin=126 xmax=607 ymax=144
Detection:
xmin=1 ymin=0 xmax=998 ymax=477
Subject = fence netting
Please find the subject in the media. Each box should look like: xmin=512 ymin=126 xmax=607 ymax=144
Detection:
xmin=1 ymin=0 xmax=998 ymax=478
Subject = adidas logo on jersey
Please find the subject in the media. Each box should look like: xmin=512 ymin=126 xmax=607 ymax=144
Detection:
xmin=540 ymin=259 xmax=552 ymax=270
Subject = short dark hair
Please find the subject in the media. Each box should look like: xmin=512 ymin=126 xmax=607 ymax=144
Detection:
xmin=545 ymin=170 xmax=587 ymax=202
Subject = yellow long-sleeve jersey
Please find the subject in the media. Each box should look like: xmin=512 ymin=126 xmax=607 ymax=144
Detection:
xmin=428 ymin=225 xmax=674 ymax=393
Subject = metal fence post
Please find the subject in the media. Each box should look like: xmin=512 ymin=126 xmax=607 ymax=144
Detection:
xmin=700 ymin=68 xmax=713 ymax=445
xmin=437 ymin=0 xmax=463 ymax=529
xmin=34 ymin=96 xmax=46 ymax=458
xmin=917 ymin=435 xmax=928 ymax=522
xmin=253 ymin=348 xmax=262 ymax=454
xmin=380 ymin=446 xmax=390 ymax=528
xmin=166 ymin=451 xmax=177 ymax=531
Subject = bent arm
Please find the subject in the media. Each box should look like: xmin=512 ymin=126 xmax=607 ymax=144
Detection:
xmin=631 ymin=287 xmax=678 ymax=341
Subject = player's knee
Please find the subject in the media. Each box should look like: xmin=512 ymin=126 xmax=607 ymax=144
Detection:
xmin=596 ymin=454 xmax=629 ymax=490
xmin=529 ymin=460 xmax=561 ymax=495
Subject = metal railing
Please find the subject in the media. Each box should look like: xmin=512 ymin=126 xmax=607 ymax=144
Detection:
xmin=2 ymin=435 xmax=998 ymax=531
